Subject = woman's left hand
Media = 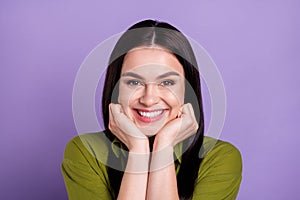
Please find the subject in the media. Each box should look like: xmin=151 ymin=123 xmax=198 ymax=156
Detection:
xmin=154 ymin=103 xmax=199 ymax=149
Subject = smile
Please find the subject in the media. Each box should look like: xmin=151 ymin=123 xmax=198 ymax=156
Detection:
xmin=137 ymin=110 xmax=164 ymax=118
xmin=133 ymin=109 xmax=167 ymax=123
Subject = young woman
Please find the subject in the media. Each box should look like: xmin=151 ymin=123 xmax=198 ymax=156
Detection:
xmin=62 ymin=19 xmax=242 ymax=200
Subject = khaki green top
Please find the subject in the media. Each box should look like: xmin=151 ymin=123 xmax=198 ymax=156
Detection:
xmin=61 ymin=132 xmax=242 ymax=200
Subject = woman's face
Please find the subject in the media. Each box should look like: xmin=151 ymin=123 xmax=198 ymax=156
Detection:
xmin=118 ymin=47 xmax=185 ymax=136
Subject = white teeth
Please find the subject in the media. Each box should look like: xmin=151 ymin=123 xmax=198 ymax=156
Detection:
xmin=137 ymin=110 xmax=164 ymax=118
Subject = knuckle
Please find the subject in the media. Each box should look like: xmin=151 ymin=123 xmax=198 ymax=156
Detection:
xmin=192 ymin=122 xmax=199 ymax=131
xmin=108 ymin=122 xmax=115 ymax=130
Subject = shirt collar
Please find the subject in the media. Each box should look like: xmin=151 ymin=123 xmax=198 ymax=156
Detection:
xmin=111 ymin=138 xmax=127 ymax=158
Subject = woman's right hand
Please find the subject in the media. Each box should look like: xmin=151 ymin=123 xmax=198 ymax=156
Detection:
xmin=109 ymin=103 xmax=149 ymax=153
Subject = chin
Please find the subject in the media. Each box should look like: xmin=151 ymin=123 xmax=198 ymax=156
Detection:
xmin=138 ymin=125 xmax=162 ymax=137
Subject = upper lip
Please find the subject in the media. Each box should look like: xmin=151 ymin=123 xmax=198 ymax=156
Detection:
xmin=134 ymin=108 xmax=168 ymax=112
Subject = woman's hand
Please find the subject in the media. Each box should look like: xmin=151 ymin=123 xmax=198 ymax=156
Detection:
xmin=109 ymin=104 xmax=150 ymax=199
xmin=147 ymin=104 xmax=197 ymax=200
xmin=109 ymin=103 xmax=149 ymax=153
xmin=154 ymin=103 xmax=199 ymax=150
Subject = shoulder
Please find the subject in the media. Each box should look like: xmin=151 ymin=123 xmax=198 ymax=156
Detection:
xmin=199 ymin=137 xmax=242 ymax=176
xmin=192 ymin=138 xmax=242 ymax=199
xmin=63 ymin=131 xmax=111 ymax=165
xmin=62 ymin=132 xmax=113 ymax=199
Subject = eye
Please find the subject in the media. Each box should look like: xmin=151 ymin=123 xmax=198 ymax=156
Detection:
xmin=127 ymin=80 xmax=144 ymax=86
xmin=159 ymin=80 xmax=175 ymax=87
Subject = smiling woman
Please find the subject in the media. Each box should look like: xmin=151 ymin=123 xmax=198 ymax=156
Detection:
xmin=61 ymin=19 xmax=242 ymax=200
xmin=118 ymin=48 xmax=185 ymax=136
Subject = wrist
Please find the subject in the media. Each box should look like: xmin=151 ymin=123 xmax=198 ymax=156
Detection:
xmin=126 ymin=151 xmax=150 ymax=173
xmin=153 ymin=134 xmax=173 ymax=151
xmin=150 ymin=143 xmax=174 ymax=172
xmin=129 ymin=139 xmax=150 ymax=154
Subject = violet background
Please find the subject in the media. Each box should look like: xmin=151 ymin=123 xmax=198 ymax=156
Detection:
xmin=1 ymin=0 xmax=299 ymax=199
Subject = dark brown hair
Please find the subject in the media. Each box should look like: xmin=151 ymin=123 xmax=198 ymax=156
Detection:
xmin=102 ymin=19 xmax=204 ymax=200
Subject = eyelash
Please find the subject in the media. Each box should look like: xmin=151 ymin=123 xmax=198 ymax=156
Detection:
xmin=126 ymin=80 xmax=175 ymax=87
xmin=159 ymin=80 xmax=175 ymax=86
xmin=126 ymin=80 xmax=144 ymax=86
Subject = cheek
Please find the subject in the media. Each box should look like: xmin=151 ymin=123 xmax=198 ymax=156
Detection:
xmin=118 ymin=90 xmax=130 ymax=105
xmin=118 ymin=83 xmax=134 ymax=104
xmin=118 ymin=92 xmax=133 ymax=121
xmin=162 ymin=85 xmax=185 ymax=107
xmin=118 ymin=85 xmax=141 ymax=116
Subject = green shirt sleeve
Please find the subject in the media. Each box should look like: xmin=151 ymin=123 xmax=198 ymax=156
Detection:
xmin=192 ymin=139 xmax=243 ymax=200
xmin=61 ymin=134 xmax=242 ymax=200
xmin=61 ymin=135 xmax=113 ymax=200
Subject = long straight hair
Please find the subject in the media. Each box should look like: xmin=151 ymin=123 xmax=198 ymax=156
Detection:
xmin=102 ymin=19 xmax=204 ymax=200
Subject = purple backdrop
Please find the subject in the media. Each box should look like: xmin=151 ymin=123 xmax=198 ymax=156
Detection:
xmin=1 ymin=1 xmax=299 ymax=199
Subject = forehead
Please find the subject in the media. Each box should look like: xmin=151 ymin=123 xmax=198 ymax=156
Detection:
xmin=121 ymin=47 xmax=184 ymax=76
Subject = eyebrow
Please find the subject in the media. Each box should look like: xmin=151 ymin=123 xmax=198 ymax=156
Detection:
xmin=121 ymin=71 xmax=180 ymax=80
xmin=156 ymin=71 xmax=180 ymax=79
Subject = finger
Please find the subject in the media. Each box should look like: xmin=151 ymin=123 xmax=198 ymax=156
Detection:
xmin=179 ymin=103 xmax=190 ymax=119
xmin=187 ymin=103 xmax=196 ymax=120
xmin=177 ymin=110 xmax=182 ymax=118
xmin=110 ymin=103 xmax=122 ymax=120
xmin=180 ymin=103 xmax=189 ymax=114
xmin=185 ymin=103 xmax=193 ymax=114
xmin=111 ymin=105 xmax=128 ymax=125
xmin=119 ymin=104 xmax=124 ymax=113
xmin=182 ymin=103 xmax=196 ymax=120
xmin=181 ymin=104 xmax=198 ymax=132
xmin=109 ymin=103 xmax=115 ymax=121
xmin=109 ymin=104 xmax=116 ymax=125
xmin=111 ymin=104 xmax=146 ymax=139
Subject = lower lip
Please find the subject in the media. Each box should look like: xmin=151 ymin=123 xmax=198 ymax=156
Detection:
xmin=133 ymin=109 xmax=167 ymax=123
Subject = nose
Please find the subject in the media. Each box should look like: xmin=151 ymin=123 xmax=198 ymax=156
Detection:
xmin=139 ymin=84 xmax=160 ymax=107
